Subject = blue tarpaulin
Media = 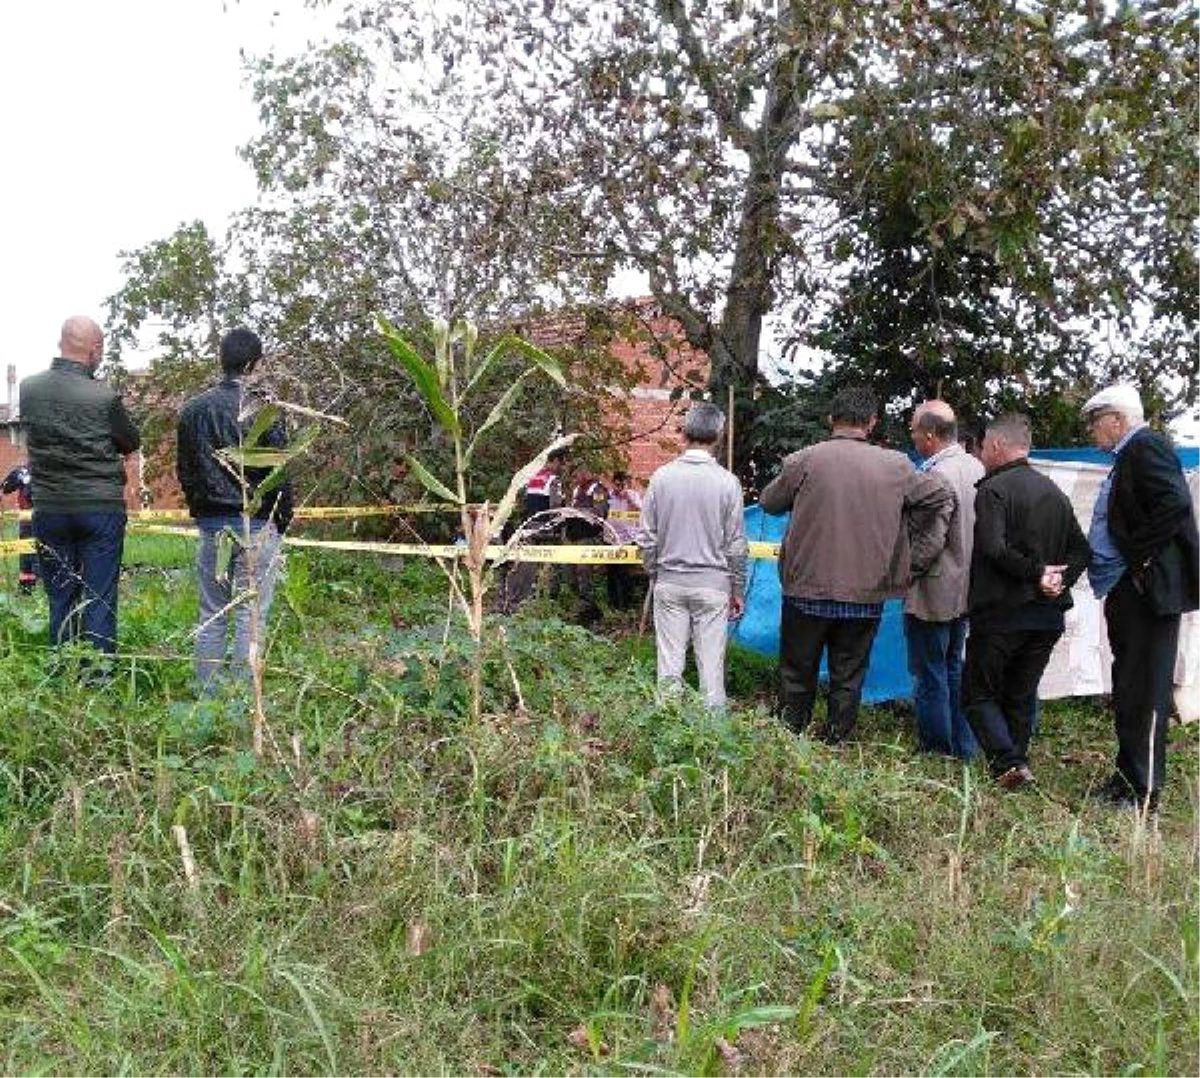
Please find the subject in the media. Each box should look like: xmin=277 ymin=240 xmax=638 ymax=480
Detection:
xmin=730 ymin=504 xmax=913 ymax=704
xmin=730 ymin=444 xmax=1198 ymax=704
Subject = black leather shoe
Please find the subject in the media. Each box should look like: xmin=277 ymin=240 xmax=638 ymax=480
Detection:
xmin=1089 ymin=777 xmax=1159 ymax=814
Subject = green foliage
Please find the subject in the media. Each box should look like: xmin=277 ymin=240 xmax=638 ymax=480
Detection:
xmin=1 ymin=546 xmax=1197 ymax=1074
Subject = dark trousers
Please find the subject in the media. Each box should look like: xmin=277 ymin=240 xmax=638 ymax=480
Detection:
xmin=1105 ymin=574 xmax=1180 ymax=798
xmin=779 ymin=606 xmax=880 ymax=741
xmin=963 ymin=628 xmax=1060 ymax=776
xmin=905 ymin=613 xmax=978 ymax=759
xmin=606 ymin=564 xmax=636 ymax=609
xmin=33 ymin=511 xmax=126 ymax=655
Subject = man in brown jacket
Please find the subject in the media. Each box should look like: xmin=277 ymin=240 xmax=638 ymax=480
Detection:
xmin=760 ymin=386 xmax=953 ymax=743
xmin=904 ymin=401 xmax=986 ymax=758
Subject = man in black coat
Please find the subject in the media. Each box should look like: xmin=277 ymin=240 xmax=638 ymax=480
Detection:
xmin=177 ymin=328 xmax=293 ymax=694
xmin=963 ymin=413 xmax=1091 ymax=790
xmin=1082 ymin=384 xmax=1198 ymax=813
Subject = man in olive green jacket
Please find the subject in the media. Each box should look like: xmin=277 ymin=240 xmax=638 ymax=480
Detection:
xmin=19 ymin=316 xmax=140 ymax=656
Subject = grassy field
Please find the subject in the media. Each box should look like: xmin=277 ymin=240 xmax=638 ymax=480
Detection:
xmin=0 ymin=534 xmax=1196 ymax=1075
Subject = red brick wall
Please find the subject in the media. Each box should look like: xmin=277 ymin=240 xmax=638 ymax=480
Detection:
xmin=607 ymin=303 xmax=704 ymax=482
xmin=524 ymin=298 xmax=711 ymax=485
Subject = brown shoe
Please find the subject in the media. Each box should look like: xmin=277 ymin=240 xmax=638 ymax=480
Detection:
xmin=997 ymin=765 xmax=1035 ymax=790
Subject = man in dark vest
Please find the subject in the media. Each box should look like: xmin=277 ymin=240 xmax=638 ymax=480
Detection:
xmin=19 ymin=316 xmax=140 ymax=656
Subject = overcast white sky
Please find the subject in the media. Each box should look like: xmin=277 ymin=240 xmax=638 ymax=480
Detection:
xmin=0 ymin=0 xmax=326 ymax=393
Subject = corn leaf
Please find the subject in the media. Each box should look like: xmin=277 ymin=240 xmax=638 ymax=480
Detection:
xmin=432 ymin=317 xmax=451 ymax=389
xmin=465 ymin=369 xmax=535 ymax=465
xmin=490 ymin=433 xmax=577 ymax=540
xmin=218 ymin=447 xmax=292 ymax=469
xmin=215 ymin=527 xmax=237 ymax=582
xmin=287 ymin=424 xmax=321 ymax=457
xmin=243 ymin=404 xmax=282 ymax=449
xmin=406 ymin=454 xmax=462 ymax=505
xmin=245 ymin=465 xmax=288 ymax=517
xmin=504 ymin=336 xmax=566 ymax=386
xmin=465 ymin=334 xmax=565 ymax=398
xmin=377 ymin=315 xmax=460 ymax=435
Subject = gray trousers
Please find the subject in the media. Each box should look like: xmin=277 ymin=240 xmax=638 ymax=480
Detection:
xmin=195 ymin=518 xmax=283 ymax=694
xmin=653 ymin=582 xmax=731 ymax=708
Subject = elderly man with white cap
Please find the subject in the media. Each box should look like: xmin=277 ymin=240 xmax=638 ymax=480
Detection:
xmin=1082 ymin=384 xmax=1198 ymax=814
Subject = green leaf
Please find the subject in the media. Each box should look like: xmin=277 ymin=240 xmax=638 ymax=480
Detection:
xmin=406 ymin=454 xmax=462 ymax=504
xmin=722 ymin=1005 xmax=799 ymax=1035
xmin=377 ymin=315 xmax=460 ymax=435
xmin=432 ymin=317 xmax=451 ymax=389
xmin=287 ymin=424 xmax=320 ymax=456
xmin=245 ymin=465 xmax=288 ymax=517
xmin=465 ymin=333 xmax=565 ymax=398
xmin=218 ymin=447 xmax=292 ymax=469
xmin=242 ymin=425 xmax=317 ymax=516
xmin=465 ymin=369 xmax=535 ymax=464
xmin=243 ymin=403 xmax=282 ymax=449
xmin=215 ymin=528 xmax=237 ymax=581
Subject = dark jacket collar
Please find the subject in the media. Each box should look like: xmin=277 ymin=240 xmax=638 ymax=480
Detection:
xmin=978 ymin=456 xmax=1030 ymax=486
xmin=50 ymin=357 xmax=94 ymax=379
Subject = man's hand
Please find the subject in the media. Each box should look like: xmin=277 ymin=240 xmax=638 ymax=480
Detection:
xmin=1039 ymin=564 xmax=1067 ymax=598
xmin=728 ymin=594 xmax=746 ymax=620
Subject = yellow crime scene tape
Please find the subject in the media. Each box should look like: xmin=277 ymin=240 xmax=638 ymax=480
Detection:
xmin=4 ymin=503 xmax=456 ymax=524
xmin=2 ymin=511 xmax=782 ymax=563
xmin=125 ymin=524 xmax=782 ymax=563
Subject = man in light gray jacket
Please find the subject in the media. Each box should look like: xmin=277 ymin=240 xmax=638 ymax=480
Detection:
xmin=904 ymin=401 xmax=985 ymax=758
xmin=637 ymin=403 xmax=748 ymax=708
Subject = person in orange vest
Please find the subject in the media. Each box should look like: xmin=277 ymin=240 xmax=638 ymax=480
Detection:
xmin=2 ymin=464 xmax=38 ymax=592
xmin=522 ymin=448 xmax=568 ymax=530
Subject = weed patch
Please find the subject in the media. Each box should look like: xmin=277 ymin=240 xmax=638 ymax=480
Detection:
xmin=0 ymin=552 xmax=1195 ymax=1074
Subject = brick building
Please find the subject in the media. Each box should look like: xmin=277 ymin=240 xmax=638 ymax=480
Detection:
xmin=3 ymin=299 xmax=712 ymax=513
xmin=521 ymin=297 xmax=711 ymax=483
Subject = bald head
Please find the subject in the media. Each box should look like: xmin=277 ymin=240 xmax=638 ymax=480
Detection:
xmin=910 ymin=399 xmax=958 ymax=459
xmin=59 ymin=316 xmax=104 ymax=368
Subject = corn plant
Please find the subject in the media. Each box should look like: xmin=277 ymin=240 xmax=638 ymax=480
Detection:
xmin=376 ymin=314 xmax=571 ymax=722
xmin=214 ymin=402 xmax=320 ymax=758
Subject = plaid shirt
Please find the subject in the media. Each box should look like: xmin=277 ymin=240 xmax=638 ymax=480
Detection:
xmin=785 ymin=596 xmax=883 ymax=620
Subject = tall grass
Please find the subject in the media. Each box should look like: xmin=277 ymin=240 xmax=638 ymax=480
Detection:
xmin=0 ymin=550 xmax=1195 ymax=1075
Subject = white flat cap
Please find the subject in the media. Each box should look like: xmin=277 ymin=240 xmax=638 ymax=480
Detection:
xmin=1081 ymin=384 xmax=1144 ymax=417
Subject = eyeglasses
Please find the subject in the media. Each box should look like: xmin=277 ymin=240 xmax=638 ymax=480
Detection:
xmin=1086 ymin=410 xmax=1115 ymax=427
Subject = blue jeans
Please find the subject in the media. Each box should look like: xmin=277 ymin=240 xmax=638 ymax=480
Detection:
xmin=195 ymin=517 xmax=283 ymax=694
xmin=905 ymin=613 xmax=978 ymax=759
xmin=33 ymin=510 xmax=126 ymax=654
